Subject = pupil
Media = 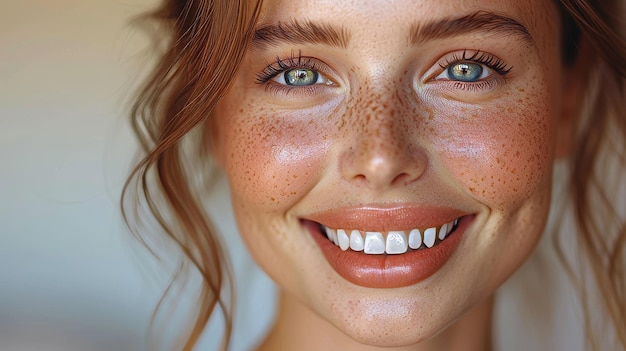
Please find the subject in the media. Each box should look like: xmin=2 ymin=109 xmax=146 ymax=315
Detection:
xmin=448 ymin=62 xmax=482 ymax=82
xmin=285 ymin=69 xmax=318 ymax=86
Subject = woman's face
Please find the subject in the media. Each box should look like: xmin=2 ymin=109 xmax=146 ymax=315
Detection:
xmin=214 ymin=0 xmax=576 ymax=346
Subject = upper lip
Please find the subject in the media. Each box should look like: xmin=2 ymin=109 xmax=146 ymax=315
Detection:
xmin=303 ymin=204 xmax=470 ymax=232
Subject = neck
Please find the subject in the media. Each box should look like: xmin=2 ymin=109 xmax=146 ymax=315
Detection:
xmin=256 ymin=291 xmax=494 ymax=351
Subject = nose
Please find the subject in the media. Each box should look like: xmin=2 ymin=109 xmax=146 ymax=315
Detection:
xmin=339 ymin=88 xmax=427 ymax=190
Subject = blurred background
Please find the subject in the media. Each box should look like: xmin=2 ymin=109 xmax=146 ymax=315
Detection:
xmin=1 ymin=1 xmax=277 ymax=349
xmin=2 ymin=1 xmax=188 ymax=349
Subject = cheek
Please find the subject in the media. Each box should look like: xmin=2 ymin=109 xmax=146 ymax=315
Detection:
xmin=215 ymin=97 xmax=332 ymax=210
xmin=430 ymin=89 xmax=556 ymax=209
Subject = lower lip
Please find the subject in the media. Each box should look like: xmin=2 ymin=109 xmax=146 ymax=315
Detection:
xmin=305 ymin=216 xmax=472 ymax=289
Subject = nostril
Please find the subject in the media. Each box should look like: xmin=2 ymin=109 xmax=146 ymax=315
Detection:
xmin=391 ymin=172 xmax=416 ymax=186
xmin=353 ymin=174 xmax=367 ymax=182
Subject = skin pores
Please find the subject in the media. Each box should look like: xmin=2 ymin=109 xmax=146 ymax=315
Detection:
xmin=212 ymin=0 xmax=574 ymax=348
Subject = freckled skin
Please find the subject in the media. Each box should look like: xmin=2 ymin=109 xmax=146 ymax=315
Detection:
xmin=212 ymin=0 xmax=581 ymax=349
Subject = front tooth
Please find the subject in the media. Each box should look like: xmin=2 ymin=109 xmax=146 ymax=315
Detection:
xmin=325 ymin=227 xmax=338 ymax=246
xmin=438 ymin=223 xmax=448 ymax=240
xmin=447 ymin=220 xmax=454 ymax=234
xmin=408 ymin=229 xmax=422 ymax=249
xmin=364 ymin=232 xmax=385 ymax=254
xmin=386 ymin=231 xmax=408 ymax=254
xmin=423 ymin=227 xmax=436 ymax=248
xmin=337 ymin=229 xmax=350 ymax=251
xmin=349 ymin=230 xmax=364 ymax=251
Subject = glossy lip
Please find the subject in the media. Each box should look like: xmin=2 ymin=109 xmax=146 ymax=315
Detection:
xmin=306 ymin=205 xmax=469 ymax=232
xmin=302 ymin=206 xmax=474 ymax=288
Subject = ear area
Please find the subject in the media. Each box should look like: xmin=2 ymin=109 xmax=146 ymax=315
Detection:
xmin=555 ymin=37 xmax=593 ymax=159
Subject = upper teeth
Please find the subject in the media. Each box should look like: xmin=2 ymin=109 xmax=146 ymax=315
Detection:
xmin=323 ymin=218 xmax=459 ymax=255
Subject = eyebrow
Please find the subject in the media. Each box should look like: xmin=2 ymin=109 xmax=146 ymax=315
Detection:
xmin=252 ymin=20 xmax=350 ymax=49
xmin=409 ymin=11 xmax=533 ymax=45
xmin=251 ymin=11 xmax=533 ymax=51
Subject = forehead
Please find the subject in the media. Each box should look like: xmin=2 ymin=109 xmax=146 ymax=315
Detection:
xmin=258 ymin=0 xmax=549 ymax=19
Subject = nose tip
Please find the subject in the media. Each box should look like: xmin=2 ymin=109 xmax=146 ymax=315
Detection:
xmin=342 ymin=140 xmax=427 ymax=189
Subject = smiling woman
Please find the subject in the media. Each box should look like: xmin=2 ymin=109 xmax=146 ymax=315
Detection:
xmin=123 ymin=0 xmax=626 ymax=350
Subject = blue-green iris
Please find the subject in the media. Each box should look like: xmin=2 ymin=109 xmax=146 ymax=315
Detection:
xmin=284 ymin=69 xmax=319 ymax=86
xmin=447 ymin=62 xmax=483 ymax=82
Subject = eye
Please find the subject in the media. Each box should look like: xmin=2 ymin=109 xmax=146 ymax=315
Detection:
xmin=436 ymin=61 xmax=491 ymax=82
xmin=274 ymin=68 xmax=324 ymax=86
xmin=431 ymin=50 xmax=512 ymax=86
xmin=256 ymin=51 xmax=336 ymax=89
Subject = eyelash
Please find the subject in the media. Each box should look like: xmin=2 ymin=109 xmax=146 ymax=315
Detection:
xmin=434 ymin=50 xmax=512 ymax=91
xmin=256 ymin=50 xmax=323 ymax=84
xmin=439 ymin=50 xmax=512 ymax=76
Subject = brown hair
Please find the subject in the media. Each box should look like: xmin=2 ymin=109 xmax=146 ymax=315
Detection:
xmin=559 ymin=0 xmax=626 ymax=348
xmin=122 ymin=1 xmax=262 ymax=349
xmin=122 ymin=0 xmax=626 ymax=350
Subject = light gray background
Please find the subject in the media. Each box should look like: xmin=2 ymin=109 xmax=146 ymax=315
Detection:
xmin=1 ymin=1 xmax=160 ymax=349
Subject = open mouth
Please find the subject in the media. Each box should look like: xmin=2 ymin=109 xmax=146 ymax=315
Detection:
xmin=319 ymin=217 xmax=461 ymax=254
xmin=302 ymin=213 xmax=473 ymax=288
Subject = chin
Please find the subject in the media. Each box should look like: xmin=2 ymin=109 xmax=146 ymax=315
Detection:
xmin=325 ymin=298 xmax=449 ymax=348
